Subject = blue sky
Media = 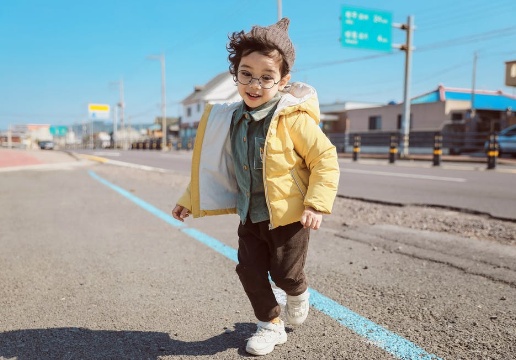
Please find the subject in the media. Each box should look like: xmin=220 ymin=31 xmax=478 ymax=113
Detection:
xmin=1 ymin=0 xmax=515 ymax=131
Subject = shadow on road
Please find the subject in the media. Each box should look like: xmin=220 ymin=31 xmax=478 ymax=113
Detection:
xmin=0 ymin=323 xmax=258 ymax=359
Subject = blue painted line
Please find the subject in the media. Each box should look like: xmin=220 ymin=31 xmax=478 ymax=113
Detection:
xmin=182 ymin=228 xmax=238 ymax=263
xmin=89 ymin=170 xmax=442 ymax=360
xmin=309 ymin=289 xmax=440 ymax=359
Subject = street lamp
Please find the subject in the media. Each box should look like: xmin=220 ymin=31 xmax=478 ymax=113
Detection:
xmin=148 ymin=54 xmax=167 ymax=151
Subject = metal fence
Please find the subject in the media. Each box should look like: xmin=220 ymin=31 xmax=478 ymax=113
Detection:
xmin=328 ymin=131 xmax=491 ymax=155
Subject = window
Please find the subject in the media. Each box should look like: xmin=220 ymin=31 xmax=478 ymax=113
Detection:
xmin=451 ymin=112 xmax=463 ymax=122
xmin=197 ymin=103 xmax=201 ymax=112
xmin=368 ymin=116 xmax=382 ymax=130
xmin=187 ymin=107 xmax=192 ymax=117
xmin=397 ymin=114 xmax=413 ymax=129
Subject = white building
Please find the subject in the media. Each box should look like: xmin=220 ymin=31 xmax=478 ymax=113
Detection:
xmin=181 ymin=71 xmax=240 ymax=128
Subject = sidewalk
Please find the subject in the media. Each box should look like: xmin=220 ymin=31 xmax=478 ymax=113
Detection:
xmin=338 ymin=151 xmax=516 ymax=167
xmin=0 ymin=148 xmax=79 ymax=168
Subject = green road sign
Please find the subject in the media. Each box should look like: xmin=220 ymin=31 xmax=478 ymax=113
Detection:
xmin=341 ymin=6 xmax=392 ymax=52
xmin=50 ymin=125 xmax=68 ymax=136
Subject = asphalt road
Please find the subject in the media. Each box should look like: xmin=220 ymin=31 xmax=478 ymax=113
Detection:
xmin=1 ymin=151 xmax=515 ymax=359
xmin=77 ymin=149 xmax=516 ymax=221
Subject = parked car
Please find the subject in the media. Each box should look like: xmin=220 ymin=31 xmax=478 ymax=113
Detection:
xmin=39 ymin=140 xmax=55 ymax=150
xmin=484 ymin=124 xmax=516 ymax=157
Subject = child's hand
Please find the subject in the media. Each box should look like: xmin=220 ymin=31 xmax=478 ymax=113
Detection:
xmin=172 ymin=204 xmax=190 ymax=222
xmin=300 ymin=207 xmax=323 ymax=230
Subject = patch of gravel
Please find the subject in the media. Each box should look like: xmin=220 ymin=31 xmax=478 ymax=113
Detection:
xmin=95 ymin=164 xmax=516 ymax=247
xmin=331 ymin=196 xmax=516 ymax=246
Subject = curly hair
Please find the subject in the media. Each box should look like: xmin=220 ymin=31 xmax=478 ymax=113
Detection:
xmin=226 ymin=30 xmax=291 ymax=78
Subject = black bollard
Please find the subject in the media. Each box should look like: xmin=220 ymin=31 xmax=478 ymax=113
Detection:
xmin=352 ymin=135 xmax=360 ymax=161
xmin=487 ymin=132 xmax=498 ymax=170
xmin=389 ymin=134 xmax=398 ymax=164
xmin=433 ymin=132 xmax=443 ymax=166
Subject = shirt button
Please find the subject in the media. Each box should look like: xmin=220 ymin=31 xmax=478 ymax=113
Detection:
xmin=243 ymin=137 xmax=246 ymax=142
xmin=245 ymin=113 xmax=249 ymax=119
xmin=246 ymin=191 xmax=250 ymax=197
xmin=243 ymin=165 xmax=248 ymax=170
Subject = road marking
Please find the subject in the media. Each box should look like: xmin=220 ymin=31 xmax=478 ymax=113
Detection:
xmin=79 ymin=154 xmax=170 ymax=173
xmin=342 ymin=168 xmax=466 ymax=182
xmin=88 ymin=170 xmax=442 ymax=360
xmin=0 ymin=162 xmax=88 ymax=172
xmin=92 ymin=151 xmax=120 ymax=157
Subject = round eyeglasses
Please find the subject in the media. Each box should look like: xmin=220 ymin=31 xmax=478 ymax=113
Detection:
xmin=236 ymin=70 xmax=280 ymax=89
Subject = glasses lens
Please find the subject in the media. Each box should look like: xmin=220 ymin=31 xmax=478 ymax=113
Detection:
xmin=237 ymin=71 xmax=252 ymax=85
xmin=237 ymin=71 xmax=277 ymax=89
xmin=260 ymin=76 xmax=275 ymax=89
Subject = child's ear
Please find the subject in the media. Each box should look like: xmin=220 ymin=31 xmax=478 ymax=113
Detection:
xmin=278 ymin=73 xmax=291 ymax=90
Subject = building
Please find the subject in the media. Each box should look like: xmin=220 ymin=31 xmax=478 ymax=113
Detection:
xmin=322 ymin=85 xmax=516 ymax=154
xmin=181 ymin=72 xmax=239 ymax=127
xmin=179 ymin=71 xmax=239 ymax=149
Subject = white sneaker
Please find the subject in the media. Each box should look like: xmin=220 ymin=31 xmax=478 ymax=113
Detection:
xmin=246 ymin=320 xmax=288 ymax=356
xmin=286 ymin=289 xmax=310 ymax=325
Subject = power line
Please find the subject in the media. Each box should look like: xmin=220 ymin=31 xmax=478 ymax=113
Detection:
xmin=295 ymin=52 xmax=399 ymax=72
xmin=417 ymin=26 xmax=516 ymax=52
xmin=417 ymin=0 xmax=515 ymax=30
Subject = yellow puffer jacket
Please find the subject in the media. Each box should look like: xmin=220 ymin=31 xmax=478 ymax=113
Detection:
xmin=177 ymin=82 xmax=340 ymax=229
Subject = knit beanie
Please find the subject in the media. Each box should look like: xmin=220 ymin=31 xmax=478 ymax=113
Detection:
xmin=247 ymin=18 xmax=295 ymax=70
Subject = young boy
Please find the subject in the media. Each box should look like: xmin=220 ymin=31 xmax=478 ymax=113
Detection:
xmin=172 ymin=18 xmax=340 ymax=356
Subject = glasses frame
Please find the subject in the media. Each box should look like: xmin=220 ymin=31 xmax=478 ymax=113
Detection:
xmin=235 ymin=70 xmax=281 ymax=89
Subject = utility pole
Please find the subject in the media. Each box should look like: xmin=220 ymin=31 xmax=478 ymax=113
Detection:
xmin=148 ymin=54 xmax=167 ymax=151
xmin=118 ymin=79 xmax=126 ymax=149
xmin=90 ymin=117 xmax=94 ymax=149
xmin=471 ymin=52 xmax=478 ymax=121
xmin=277 ymin=0 xmax=282 ymax=20
xmin=7 ymin=124 xmax=12 ymax=149
xmin=113 ymin=105 xmax=118 ymax=148
xmin=393 ymin=15 xmax=414 ymax=158
xmin=110 ymin=79 xmax=125 ymax=148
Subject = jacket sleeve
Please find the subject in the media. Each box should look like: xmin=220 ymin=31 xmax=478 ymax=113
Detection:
xmin=289 ymin=112 xmax=340 ymax=214
xmin=176 ymin=182 xmax=192 ymax=211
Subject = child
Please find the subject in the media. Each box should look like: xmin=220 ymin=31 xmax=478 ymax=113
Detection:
xmin=172 ymin=18 xmax=340 ymax=356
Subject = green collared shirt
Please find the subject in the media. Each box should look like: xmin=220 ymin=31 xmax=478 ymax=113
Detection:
xmin=230 ymin=94 xmax=282 ymax=224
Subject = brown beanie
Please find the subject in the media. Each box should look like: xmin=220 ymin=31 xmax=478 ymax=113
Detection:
xmin=247 ymin=18 xmax=295 ymax=70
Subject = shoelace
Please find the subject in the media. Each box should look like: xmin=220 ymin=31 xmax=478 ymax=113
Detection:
xmin=247 ymin=325 xmax=274 ymax=340
xmin=288 ymin=300 xmax=306 ymax=315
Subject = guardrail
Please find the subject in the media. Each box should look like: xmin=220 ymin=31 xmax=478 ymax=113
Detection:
xmin=328 ymin=131 xmax=491 ymax=155
xmin=327 ymin=131 xmax=505 ymax=169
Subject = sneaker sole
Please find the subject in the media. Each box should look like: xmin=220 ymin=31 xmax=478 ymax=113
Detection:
xmin=245 ymin=333 xmax=288 ymax=356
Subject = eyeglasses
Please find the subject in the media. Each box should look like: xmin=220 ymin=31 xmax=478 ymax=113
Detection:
xmin=236 ymin=70 xmax=280 ymax=89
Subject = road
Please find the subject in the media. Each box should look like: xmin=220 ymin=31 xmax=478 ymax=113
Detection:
xmin=0 ymin=149 xmax=515 ymax=359
xmin=77 ymin=149 xmax=516 ymax=221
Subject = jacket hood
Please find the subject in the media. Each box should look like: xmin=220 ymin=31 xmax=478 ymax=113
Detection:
xmin=275 ymin=82 xmax=320 ymax=124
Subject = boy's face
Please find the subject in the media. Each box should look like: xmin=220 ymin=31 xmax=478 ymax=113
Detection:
xmin=236 ymin=51 xmax=291 ymax=109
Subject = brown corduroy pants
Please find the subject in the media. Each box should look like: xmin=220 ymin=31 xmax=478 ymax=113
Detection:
xmin=235 ymin=218 xmax=310 ymax=322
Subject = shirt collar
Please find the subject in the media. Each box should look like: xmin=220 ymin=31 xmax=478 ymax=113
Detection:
xmin=234 ymin=93 xmax=282 ymax=123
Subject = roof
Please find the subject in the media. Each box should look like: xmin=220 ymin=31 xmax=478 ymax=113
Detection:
xmin=320 ymin=101 xmax=382 ymax=113
xmin=411 ymin=85 xmax=516 ymax=111
xmin=182 ymin=72 xmax=239 ymax=104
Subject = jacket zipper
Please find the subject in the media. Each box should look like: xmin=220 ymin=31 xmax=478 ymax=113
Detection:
xmin=263 ymin=126 xmax=274 ymax=230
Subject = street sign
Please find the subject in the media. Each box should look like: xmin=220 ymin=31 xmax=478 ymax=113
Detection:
xmin=88 ymin=103 xmax=110 ymax=119
xmin=506 ymin=60 xmax=516 ymax=87
xmin=50 ymin=125 xmax=68 ymax=136
xmin=341 ymin=6 xmax=392 ymax=52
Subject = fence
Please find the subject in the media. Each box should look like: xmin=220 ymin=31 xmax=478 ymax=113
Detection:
xmin=328 ymin=131 xmax=491 ymax=155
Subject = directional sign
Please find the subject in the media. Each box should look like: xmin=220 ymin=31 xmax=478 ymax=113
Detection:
xmin=88 ymin=103 xmax=110 ymax=119
xmin=341 ymin=6 xmax=392 ymax=52
xmin=50 ymin=125 xmax=68 ymax=136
